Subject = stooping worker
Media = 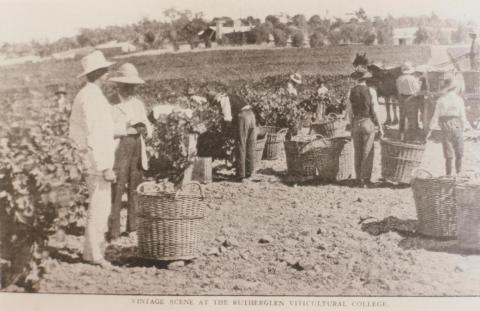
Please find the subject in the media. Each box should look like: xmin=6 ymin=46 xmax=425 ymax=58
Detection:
xmin=427 ymin=78 xmax=470 ymax=176
xmin=396 ymin=62 xmax=422 ymax=141
xmin=68 ymin=50 xmax=116 ymax=268
xmin=108 ymin=63 xmax=153 ymax=241
xmin=287 ymin=73 xmax=302 ymax=96
xmin=346 ymin=68 xmax=383 ymax=188
xmin=206 ymin=91 xmax=256 ymax=182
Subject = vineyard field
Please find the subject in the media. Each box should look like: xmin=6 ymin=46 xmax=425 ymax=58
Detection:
xmin=3 ymin=44 xmax=480 ymax=296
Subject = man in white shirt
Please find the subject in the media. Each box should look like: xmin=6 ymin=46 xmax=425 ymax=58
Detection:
xmin=428 ymin=78 xmax=470 ymax=176
xmin=69 ymin=51 xmax=116 ymax=267
xmin=396 ymin=62 xmax=421 ymax=141
xmin=109 ymin=63 xmax=153 ymax=240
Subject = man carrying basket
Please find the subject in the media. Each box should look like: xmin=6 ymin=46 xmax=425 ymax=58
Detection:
xmin=346 ymin=67 xmax=383 ymax=188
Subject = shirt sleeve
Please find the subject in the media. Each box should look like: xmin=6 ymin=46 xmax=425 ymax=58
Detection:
xmin=345 ymin=90 xmax=353 ymax=124
xmin=219 ymin=95 xmax=232 ymax=122
xmin=429 ymin=99 xmax=441 ymax=131
xmin=84 ymin=96 xmax=115 ymax=172
xmin=112 ymin=105 xmax=128 ymax=137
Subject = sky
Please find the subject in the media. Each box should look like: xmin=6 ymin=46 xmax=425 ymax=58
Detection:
xmin=1 ymin=0 xmax=480 ymax=44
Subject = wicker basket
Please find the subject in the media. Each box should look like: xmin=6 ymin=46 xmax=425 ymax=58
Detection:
xmin=426 ymin=71 xmax=451 ymax=93
xmin=284 ymin=136 xmax=339 ymax=178
xmin=254 ymin=134 xmax=267 ymax=170
xmin=462 ymin=71 xmax=480 ymax=96
xmin=135 ymin=182 xmax=206 ymax=261
xmin=259 ymin=126 xmax=288 ymax=160
xmin=309 ymin=113 xmax=347 ymax=138
xmin=330 ymin=137 xmax=354 ymax=181
xmin=411 ymin=169 xmax=458 ymax=238
xmin=456 ymin=182 xmax=480 ymax=250
xmin=381 ymin=138 xmax=425 ymax=184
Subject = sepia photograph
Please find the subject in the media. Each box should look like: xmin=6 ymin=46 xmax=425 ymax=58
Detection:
xmin=1 ymin=0 xmax=480 ymax=309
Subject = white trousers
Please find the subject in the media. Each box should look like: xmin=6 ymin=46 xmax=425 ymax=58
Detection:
xmin=83 ymin=175 xmax=111 ymax=262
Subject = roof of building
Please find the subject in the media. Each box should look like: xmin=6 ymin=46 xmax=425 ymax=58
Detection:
xmin=393 ymin=27 xmax=418 ymax=39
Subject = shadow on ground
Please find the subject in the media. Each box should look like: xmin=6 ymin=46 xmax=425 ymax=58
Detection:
xmin=361 ymin=216 xmax=480 ymax=256
xmin=104 ymin=244 xmax=194 ymax=269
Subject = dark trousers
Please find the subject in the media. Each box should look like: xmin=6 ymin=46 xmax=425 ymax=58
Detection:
xmin=235 ymin=109 xmax=256 ymax=178
xmin=109 ymin=135 xmax=143 ymax=239
xmin=399 ymin=95 xmax=422 ymax=134
xmin=352 ymin=118 xmax=376 ymax=182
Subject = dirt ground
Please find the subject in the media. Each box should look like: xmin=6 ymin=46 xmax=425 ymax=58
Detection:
xmin=28 ymin=136 xmax=480 ymax=296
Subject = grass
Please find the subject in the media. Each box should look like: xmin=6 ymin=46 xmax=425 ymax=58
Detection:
xmin=0 ymin=45 xmax=431 ymax=91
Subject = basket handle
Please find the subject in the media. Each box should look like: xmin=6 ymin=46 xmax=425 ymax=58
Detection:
xmin=301 ymin=134 xmax=328 ymax=153
xmin=136 ymin=181 xmax=165 ymax=194
xmin=411 ymin=168 xmax=433 ymax=181
xmin=174 ymin=182 xmax=205 ymax=200
xmin=277 ymin=128 xmax=288 ymax=135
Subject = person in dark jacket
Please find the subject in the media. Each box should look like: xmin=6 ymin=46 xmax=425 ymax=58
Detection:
xmin=206 ymin=91 xmax=257 ymax=182
xmin=346 ymin=68 xmax=383 ymax=187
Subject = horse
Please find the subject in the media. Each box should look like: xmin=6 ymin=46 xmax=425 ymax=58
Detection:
xmin=352 ymin=53 xmax=403 ymax=125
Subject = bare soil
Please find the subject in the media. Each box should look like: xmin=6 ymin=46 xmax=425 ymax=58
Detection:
xmin=34 ymin=139 xmax=480 ymax=296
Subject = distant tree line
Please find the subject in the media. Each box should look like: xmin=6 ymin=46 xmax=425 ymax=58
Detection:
xmin=0 ymin=8 xmax=475 ymax=58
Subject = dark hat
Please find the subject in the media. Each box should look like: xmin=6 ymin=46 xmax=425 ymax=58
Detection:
xmin=54 ymin=86 xmax=67 ymax=95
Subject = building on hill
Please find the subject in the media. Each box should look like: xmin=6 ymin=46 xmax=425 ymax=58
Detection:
xmin=210 ymin=19 xmax=254 ymax=42
xmin=393 ymin=27 xmax=418 ymax=45
xmin=95 ymin=40 xmax=137 ymax=57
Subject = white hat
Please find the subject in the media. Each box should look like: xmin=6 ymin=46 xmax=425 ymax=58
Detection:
xmin=401 ymin=61 xmax=415 ymax=74
xmin=108 ymin=63 xmax=145 ymax=84
xmin=290 ymin=73 xmax=302 ymax=84
xmin=77 ymin=50 xmax=114 ymax=78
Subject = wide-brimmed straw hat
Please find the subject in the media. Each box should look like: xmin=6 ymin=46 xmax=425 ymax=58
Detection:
xmin=290 ymin=73 xmax=302 ymax=84
xmin=109 ymin=63 xmax=145 ymax=84
xmin=350 ymin=66 xmax=372 ymax=80
xmin=77 ymin=50 xmax=114 ymax=78
xmin=401 ymin=61 xmax=415 ymax=74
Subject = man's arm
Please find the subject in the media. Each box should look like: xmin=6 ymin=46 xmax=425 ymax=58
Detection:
xmin=84 ymin=99 xmax=115 ymax=173
xmin=369 ymin=88 xmax=383 ymax=135
xmin=219 ymin=95 xmax=232 ymax=122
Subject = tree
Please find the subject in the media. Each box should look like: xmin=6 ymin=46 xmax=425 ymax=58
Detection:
xmin=414 ymin=26 xmax=430 ymax=44
xmin=451 ymin=25 xmax=468 ymax=43
xmin=355 ymin=8 xmax=368 ymax=22
xmin=364 ymin=33 xmax=376 ymax=45
xmin=292 ymin=14 xmax=308 ymax=31
xmin=265 ymin=15 xmax=280 ymax=26
xmin=252 ymin=22 xmax=272 ymax=44
xmin=309 ymin=31 xmax=326 ymax=48
xmin=273 ymin=28 xmax=288 ymax=47
xmin=291 ymin=30 xmax=304 ymax=47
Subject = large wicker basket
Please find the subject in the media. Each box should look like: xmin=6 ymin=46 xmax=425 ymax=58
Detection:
xmin=411 ymin=169 xmax=458 ymax=238
xmin=462 ymin=71 xmax=480 ymax=96
xmin=284 ymin=136 xmax=349 ymax=179
xmin=309 ymin=113 xmax=347 ymax=138
xmin=330 ymin=137 xmax=354 ymax=181
xmin=456 ymin=182 xmax=480 ymax=250
xmin=135 ymin=182 xmax=206 ymax=261
xmin=254 ymin=134 xmax=267 ymax=170
xmin=259 ymin=126 xmax=288 ymax=160
xmin=381 ymin=138 xmax=426 ymax=184
xmin=426 ymin=71 xmax=451 ymax=92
